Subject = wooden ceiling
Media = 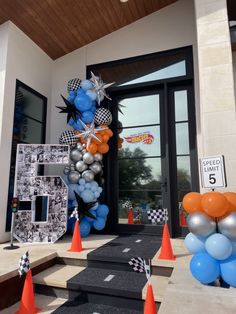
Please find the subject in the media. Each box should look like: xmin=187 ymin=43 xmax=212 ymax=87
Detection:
xmin=0 ymin=0 xmax=178 ymax=60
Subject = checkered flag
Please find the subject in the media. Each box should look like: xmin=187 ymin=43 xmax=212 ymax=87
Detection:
xmin=67 ymin=78 xmax=82 ymax=92
xmin=129 ymin=257 xmax=150 ymax=280
xmin=147 ymin=208 xmax=168 ymax=224
xmin=122 ymin=200 xmax=132 ymax=209
xmin=70 ymin=207 xmax=79 ymax=220
xmin=18 ymin=251 xmax=30 ymax=277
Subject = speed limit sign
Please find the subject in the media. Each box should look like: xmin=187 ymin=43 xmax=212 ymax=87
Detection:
xmin=199 ymin=155 xmax=227 ymax=189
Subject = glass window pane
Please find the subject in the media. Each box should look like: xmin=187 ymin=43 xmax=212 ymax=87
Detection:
xmin=19 ymin=87 xmax=45 ymax=122
xmin=174 ymin=90 xmax=188 ymax=122
xmin=20 ymin=118 xmax=43 ymax=143
xmin=175 ymin=122 xmax=190 ymax=155
xmin=89 ymin=50 xmax=187 ymax=87
xmin=118 ymin=157 xmax=163 ymax=225
xmin=119 ymin=126 xmax=160 ymax=158
xmin=118 ymin=94 xmax=160 ymax=127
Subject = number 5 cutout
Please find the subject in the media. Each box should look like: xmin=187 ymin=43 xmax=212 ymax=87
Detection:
xmin=13 ymin=144 xmax=69 ymax=243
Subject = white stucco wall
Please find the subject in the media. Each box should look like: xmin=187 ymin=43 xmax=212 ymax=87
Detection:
xmin=0 ymin=22 xmax=52 ymax=242
xmin=50 ymin=0 xmax=197 ymax=145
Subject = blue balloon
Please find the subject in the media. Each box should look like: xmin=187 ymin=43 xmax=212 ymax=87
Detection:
xmin=86 ymin=90 xmax=97 ymax=101
xmin=78 ymin=184 xmax=85 ymax=192
xmin=81 ymin=79 xmax=93 ymax=91
xmin=68 ymin=199 xmax=74 ymax=208
xmin=231 ymin=241 xmax=236 ymax=255
xmin=184 ymin=233 xmax=206 ymax=254
xmin=94 ymin=191 xmax=100 ymax=198
xmin=81 ymin=190 xmax=94 ymax=203
xmin=93 ymin=217 xmax=106 ymax=230
xmin=84 ymin=209 xmax=97 ymax=223
xmin=98 ymin=187 xmax=103 ymax=193
xmin=68 ymin=184 xmax=79 ymax=200
xmin=69 ymin=119 xmax=84 ymax=130
xmin=190 ymin=252 xmax=220 ymax=284
xmin=91 ymin=186 xmax=98 ymax=192
xmin=96 ymin=204 xmax=109 ymax=218
xmin=79 ymin=178 xmax=86 ymax=185
xmin=81 ymin=111 xmax=94 ymax=123
xmin=90 ymin=181 xmax=98 ymax=188
xmin=74 ymin=91 xmax=92 ymax=112
xmin=220 ymin=255 xmax=236 ymax=287
xmin=80 ymin=219 xmax=91 ymax=237
xmin=205 ymin=233 xmax=232 ymax=260
xmin=85 ymin=183 xmax=91 ymax=189
xmin=91 ymin=105 xmax=96 ymax=113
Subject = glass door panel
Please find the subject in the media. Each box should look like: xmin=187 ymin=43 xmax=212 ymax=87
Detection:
xmin=117 ymin=93 xmax=165 ymax=226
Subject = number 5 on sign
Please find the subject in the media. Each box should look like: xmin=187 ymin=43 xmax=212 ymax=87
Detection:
xmin=199 ymin=155 xmax=227 ymax=189
xmin=13 ymin=144 xmax=69 ymax=244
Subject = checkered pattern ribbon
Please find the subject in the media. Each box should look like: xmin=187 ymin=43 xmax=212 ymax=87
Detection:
xmin=59 ymin=130 xmax=77 ymax=146
xmin=70 ymin=207 xmax=79 ymax=220
xmin=128 ymin=257 xmax=150 ymax=280
xmin=147 ymin=208 xmax=168 ymax=224
xmin=18 ymin=251 xmax=30 ymax=277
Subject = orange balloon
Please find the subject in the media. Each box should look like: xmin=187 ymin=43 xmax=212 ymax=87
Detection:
xmin=93 ymin=134 xmax=103 ymax=144
xmin=201 ymin=192 xmax=229 ymax=218
xmin=102 ymin=134 xmax=110 ymax=142
xmin=98 ymin=143 xmax=109 ymax=154
xmin=182 ymin=192 xmax=203 ymax=214
xmin=87 ymin=143 xmax=97 ymax=154
xmin=224 ymin=192 xmax=236 ymax=212
xmin=106 ymin=129 xmax=113 ymax=137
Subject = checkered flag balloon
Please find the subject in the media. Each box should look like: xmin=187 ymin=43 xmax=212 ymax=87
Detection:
xmin=128 ymin=257 xmax=150 ymax=280
xmin=18 ymin=251 xmax=30 ymax=277
xmin=67 ymin=78 xmax=82 ymax=92
xmin=59 ymin=130 xmax=77 ymax=147
xmin=122 ymin=200 xmax=132 ymax=209
xmin=70 ymin=207 xmax=79 ymax=220
xmin=147 ymin=208 xmax=168 ymax=224
xmin=94 ymin=108 xmax=112 ymax=126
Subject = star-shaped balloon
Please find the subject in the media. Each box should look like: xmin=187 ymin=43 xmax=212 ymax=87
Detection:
xmin=118 ymin=102 xmax=126 ymax=114
xmin=56 ymin=95 xmax=81 ymax=123
xmin=75 ymin=119 xmax=107 ymax=148
xmin=71 ymin=191 xmax=97 ymax=222
xmin=90 ymin=71 xmax=114 ymax=105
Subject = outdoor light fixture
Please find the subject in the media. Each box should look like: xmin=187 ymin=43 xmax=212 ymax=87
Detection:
xmin=120 ymin=0 xmax=129 ymax=3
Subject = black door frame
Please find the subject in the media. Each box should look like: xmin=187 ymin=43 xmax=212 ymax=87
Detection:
xmin=87 ymin=46 xmax=199 ymax=237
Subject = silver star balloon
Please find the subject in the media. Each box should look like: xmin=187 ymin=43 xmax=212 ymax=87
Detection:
xmin=90 ymin=71 xmax=114 ymax=105
xmin=75 ymin=119 xmax=107 ymax=148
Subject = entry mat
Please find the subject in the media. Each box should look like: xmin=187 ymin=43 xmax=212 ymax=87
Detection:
xmin=87 ymin=234 xmax=162 ymax=263
xmin=53 ymin=300 xmax=142 ymax=314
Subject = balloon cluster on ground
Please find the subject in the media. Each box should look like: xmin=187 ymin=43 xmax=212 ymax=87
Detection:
xmin=58 ymin=73 xmax=115 ymax=237
xmin=183 ymin=191 xmax=236 ymax=287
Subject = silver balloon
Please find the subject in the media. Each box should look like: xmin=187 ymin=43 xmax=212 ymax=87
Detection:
xmin=75 ymin=161 xmax=88 ymax=172
xmin=68 ymin=171 xmax=80 ymax=183
xmin=76 ymin=142 xmax=83 ymax=151
xmin=94 ymin=152 xmax=103 ymax=162
xmin=218 ymin=212 xmax=236 ymax=240
xmin=70 ymin=149 xmax=82 ymax=162
xmin=187 ymin=212 xmax=216 ymax=237
xmin=89 ymin=162 xmax=102 ymax=174
xmin=83 ymin=152 xmax=94 ymax=165
xmin=63 ymin=166 xmax=70 ymax=175
xmin=82 ymin=149 xmax=87 ymax=154
xmin=82 ymin=170 xmax=94 ymax=182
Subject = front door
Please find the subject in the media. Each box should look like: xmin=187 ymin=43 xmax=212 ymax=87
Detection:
xmin=106 ymin=82 xmax=198 ymax=237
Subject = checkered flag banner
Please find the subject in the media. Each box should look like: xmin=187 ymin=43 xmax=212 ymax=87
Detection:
xmin=147 ymin=208 xmax=168 ymax=224
xmin=128 ymin=257 xmax=150 ymax=280
xmin=18 ymin=251 xmax=30 ymax=277
xmin=70 ymin=207 xmax=79 ymax=220
xmin=122 ymin=200 xmax=132 ymax=209
xmin=59 ymin=130 xmax=77 ymax=147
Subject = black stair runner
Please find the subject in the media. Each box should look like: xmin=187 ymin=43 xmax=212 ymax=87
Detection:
xmin=52 ymin=234 xmax=161 ymax=313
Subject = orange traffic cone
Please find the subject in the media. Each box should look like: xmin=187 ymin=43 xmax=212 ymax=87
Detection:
xmin=68 ymin=219 xmax=83 ymax=252
xmin=144 ymin=283 xmax=156 ymax=314
xmin=158 ymin=223 xmax=176 ymax=260
xmin=128 ymin=209 xmax=134 ymax=224
xmin=15 ymin=270 xmax=41 ymax=314
xmin=180 ymin=211 xmax=187 ymax=226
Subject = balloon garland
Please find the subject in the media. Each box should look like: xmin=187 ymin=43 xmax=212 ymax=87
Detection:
xmin=183 ymin=191 xmax=236 ymax=287
xmin=57 ymin=73 xmax=120 ymax=237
